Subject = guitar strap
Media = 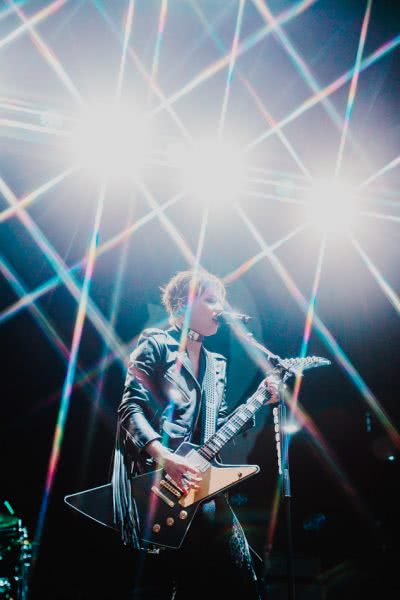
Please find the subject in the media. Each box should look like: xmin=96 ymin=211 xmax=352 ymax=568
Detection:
xmin=200 ymin=351 xmax=218 ymax=443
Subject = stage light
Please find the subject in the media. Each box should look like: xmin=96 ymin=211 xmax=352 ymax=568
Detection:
xmin=371 ymin=435 xmax=397 ymax=462
xmin=303 ymin=179 xmax=357 ymax=234
xmin=282 ymin=420 xmax=302 ymax=435
xmin=168 ymin=139 xmax=245 ymax=206
xmin=68 ymin=104 xmax=152 ymax=178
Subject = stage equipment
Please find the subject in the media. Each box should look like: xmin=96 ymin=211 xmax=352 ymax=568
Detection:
xmin=0 ymin=512 xmax=31 ymax=600
xmin=233 ymin=328 xmax=331 ymax=600
xmin=216 ymin=310 xmax=252 ymax=323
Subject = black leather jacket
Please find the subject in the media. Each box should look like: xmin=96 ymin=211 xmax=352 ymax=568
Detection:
xmin=119 ymin=326 xmax=228 ymax=460
xmin=112 ymin=326 xmax=253 ymax=548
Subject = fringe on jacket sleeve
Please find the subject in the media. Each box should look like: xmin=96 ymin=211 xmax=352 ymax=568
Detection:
xmin=112 ymin=423 xmax=141 ymax=549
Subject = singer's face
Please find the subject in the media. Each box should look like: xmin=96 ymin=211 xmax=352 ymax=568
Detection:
xmin=188 ymin=286 xmax=224 ymax=337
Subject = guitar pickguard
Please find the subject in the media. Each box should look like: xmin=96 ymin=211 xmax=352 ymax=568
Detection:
xmin=178 ymin=462 xmax=258 ymax=507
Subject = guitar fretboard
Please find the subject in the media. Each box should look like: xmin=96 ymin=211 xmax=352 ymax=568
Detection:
xmin=198 ymin=386 xmax=269 ymax=461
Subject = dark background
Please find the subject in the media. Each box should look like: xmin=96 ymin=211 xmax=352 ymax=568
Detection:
xmin=1 ymin=1 xmax=399 ymax=598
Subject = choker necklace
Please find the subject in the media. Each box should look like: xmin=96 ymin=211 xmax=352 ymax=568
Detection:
xmin=187 ymin=328 xmax=204 ymax=342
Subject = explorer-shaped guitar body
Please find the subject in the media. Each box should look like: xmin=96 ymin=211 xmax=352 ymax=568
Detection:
xmin=65 ymin=383 xmax=272 ymax=549
xmin=131 ymin=442 xmax=259 ymax=549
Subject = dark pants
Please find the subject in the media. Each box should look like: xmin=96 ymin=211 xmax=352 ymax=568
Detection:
xmin=125 ymin=495 xmax=261 ymax=600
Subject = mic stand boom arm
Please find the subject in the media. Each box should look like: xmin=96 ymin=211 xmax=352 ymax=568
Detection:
xmin=234 ymin=328 xmax=331 ymax=379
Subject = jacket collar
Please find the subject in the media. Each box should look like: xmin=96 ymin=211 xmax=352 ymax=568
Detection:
xmin=165 ymin=326 xmax=208 ymax=391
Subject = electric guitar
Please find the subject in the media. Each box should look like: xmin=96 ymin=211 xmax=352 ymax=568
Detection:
xmin=65 ymin=356 xmax=329 ymax=549
xmin=130 ymin=355 xmax=330 ymax=549
xmin=129 ymin=382 xmax=270 ymax=549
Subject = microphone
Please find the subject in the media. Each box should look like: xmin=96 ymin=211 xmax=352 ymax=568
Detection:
xmin=216 ymin=311 xmax=252 ymax=324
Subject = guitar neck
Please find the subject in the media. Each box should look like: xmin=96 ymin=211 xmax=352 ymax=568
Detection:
xmin=198 ymin=387 xmax=268 ymax=461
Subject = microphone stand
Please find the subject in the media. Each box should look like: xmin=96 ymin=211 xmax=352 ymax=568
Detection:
xmin=225 ymin=321 xmax=330 ymax=599
xmin=267 ymin=354 xmax=296 ymax=600
xmin=234 ymin=330 xmax=298 ymax=600
xmin=279 ymin=374 xmax=295 ymax=600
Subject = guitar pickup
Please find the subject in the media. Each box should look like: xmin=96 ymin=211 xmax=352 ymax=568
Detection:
xmin=151 ymin=486 xmax=175 ymax=507
xmin=160 ymin=479 xmax=182 ymax=498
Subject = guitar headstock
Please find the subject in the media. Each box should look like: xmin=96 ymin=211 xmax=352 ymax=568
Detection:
xmin=280 ymin=355 xmax=331 ymax=376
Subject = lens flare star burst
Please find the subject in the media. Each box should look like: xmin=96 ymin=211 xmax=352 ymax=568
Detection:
xmin=1 ymin=1 xmax=399 ymax=571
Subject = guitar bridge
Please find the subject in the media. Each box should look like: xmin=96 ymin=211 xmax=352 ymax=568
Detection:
xmin=151 ymin=486 xmax=175 ymax=507
xmin=160 ymin=479 xmax=182 ymax=498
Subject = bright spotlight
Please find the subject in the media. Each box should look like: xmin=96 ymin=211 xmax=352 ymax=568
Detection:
xmin=304 ymin=179 xmax=357 ymax=234
xmin=282 ymin=420 xmax=302 ymax=435
xmin=168 ymin=140 xmax=245 ymax=205
xmin=69 ymin=104 xmax=152 ymax=178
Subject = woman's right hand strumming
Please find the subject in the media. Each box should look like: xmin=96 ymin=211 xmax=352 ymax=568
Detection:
xmin=145 ymin=440 xmax=202 ymax=495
